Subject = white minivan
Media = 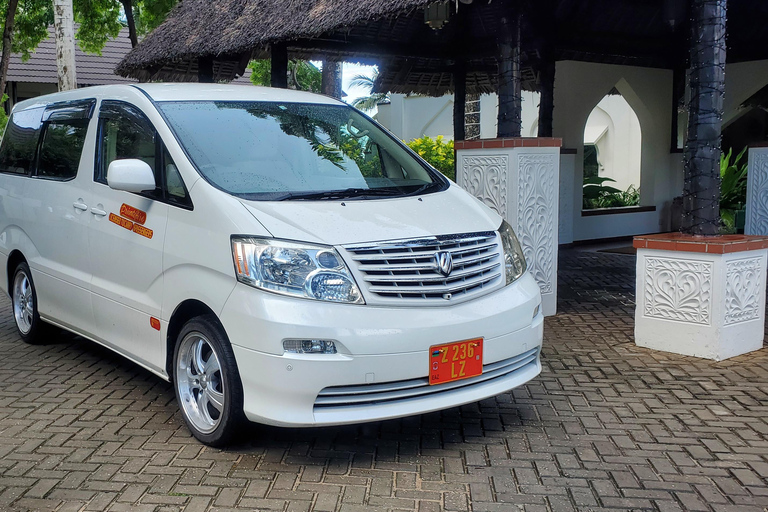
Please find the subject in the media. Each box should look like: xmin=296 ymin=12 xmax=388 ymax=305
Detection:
xmin=0 ymin=84 xmax=543 ymax=445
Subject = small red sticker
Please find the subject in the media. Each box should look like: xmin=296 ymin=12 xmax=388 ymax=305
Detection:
xmin=120 ymin=204 xmax=147 ymax=225
xmin=132 ymin=224 xmax=153 ymax=239
xmin=109 ymin=213 xmax=134 ymax=231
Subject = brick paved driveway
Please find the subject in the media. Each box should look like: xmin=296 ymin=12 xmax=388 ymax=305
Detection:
xmin=1 ymin=249 xmax=767 ymax=512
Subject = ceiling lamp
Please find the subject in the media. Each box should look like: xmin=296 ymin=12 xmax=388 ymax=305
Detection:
xmin=425 ymin=1 xmax=451 ymax=30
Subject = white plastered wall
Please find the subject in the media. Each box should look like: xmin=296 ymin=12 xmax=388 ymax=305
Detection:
xmin=552 ymin=62 xmax=678 ymax=243
xmin=376 ymin=60 xmax=768 ymax=244
xmin=585 ymin=95 xmax=643 ymax=192
xmin=375 ymin=95 xmax=454 ymax=141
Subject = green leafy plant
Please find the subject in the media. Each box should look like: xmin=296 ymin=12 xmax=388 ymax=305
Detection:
xmin=248 ymin=60 xmax=322 ymax=93
xmin=0 ymin=95 xmax=8 ymax=138
xmin=719 ymin=147 xmax=748 ymax=233
xmin=406 ymin=136 xmax=455 ymax=181
xmin=583 ymin=176 xmax=640 ymax=209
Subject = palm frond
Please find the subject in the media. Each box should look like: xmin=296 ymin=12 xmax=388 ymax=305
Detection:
xmin=352 ymin=93 xmax=387 ymax=111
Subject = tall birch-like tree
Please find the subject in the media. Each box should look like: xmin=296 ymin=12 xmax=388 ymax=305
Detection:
xmin=53 ymin=0 xmax=76 ymax=90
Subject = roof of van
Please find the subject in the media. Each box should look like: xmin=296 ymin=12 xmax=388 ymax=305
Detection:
xmin=13 ymin=83 xmax=344 ymax=112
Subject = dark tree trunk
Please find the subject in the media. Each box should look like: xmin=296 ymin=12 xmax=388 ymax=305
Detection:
xmin=0 ymin=0 xmax=19 ymax=105
xmin=537 ymin=48 xmax=556 ymax=138
xmin=321 ymin=59 xmax=343 ymax=99
xmin=197 ymin=56 xmax=214 ymax=83
xmin=120 ymin=0 xmax=138 ymax=47
xmin=271 ymin=43 xmax=288 ymax=89
xmin=497 ymin=11 xmax=522 ymax=138
xmin=681 ymin=0 xmax=727 ymax=235
xmin=453 ymin=61 xmax=466 ymax=141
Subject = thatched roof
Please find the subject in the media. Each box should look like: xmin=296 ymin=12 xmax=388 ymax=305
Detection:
xmin=117 ymin=0 xmax=436 ymax=82
xmin=116 ymin=0 xmax=768 ymax=96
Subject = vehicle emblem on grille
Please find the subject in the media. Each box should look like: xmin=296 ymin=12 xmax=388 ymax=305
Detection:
xmin=435 ymin=251 xmax=453 ymax=277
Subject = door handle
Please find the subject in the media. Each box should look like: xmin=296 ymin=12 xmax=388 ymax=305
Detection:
xmin=73 ymin=201 xmax=88 ymax=211
xmin=91 ymin=207 xmax=107 ymax=217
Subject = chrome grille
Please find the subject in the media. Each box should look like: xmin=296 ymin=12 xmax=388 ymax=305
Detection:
xmin=314 ymin=348 xmax=539 ymax=410
xmin=343 ymin=232 xmax=502 ymax=304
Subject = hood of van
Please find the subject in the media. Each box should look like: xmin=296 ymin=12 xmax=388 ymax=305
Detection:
xmin=238 ymin=185 xmax=502 ymax=246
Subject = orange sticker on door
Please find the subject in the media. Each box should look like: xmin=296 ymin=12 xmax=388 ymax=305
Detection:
xmin=109 ymin=213 xmax=134 ymax=231
xmin=132 ymin=224 xmax=153 ymax=239
xmin=120 ymin=203 xmax=147 ymax=224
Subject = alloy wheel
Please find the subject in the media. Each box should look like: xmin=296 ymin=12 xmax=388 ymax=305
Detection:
xmin=175 ymin=332 xmax=225 ymax=435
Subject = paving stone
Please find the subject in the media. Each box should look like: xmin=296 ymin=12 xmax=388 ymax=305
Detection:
xmin=0 ymin=249 xmax=767 ymax=511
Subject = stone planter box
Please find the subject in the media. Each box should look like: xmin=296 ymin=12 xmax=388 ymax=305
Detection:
xmin=455 ymin=138 xmax=561 ymax=316
xmin=633 ymin=233 xmax=768 ymax=361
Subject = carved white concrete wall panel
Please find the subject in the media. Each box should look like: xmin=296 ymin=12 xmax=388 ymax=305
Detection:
xmin=643 ymin=257 xmax=712 ymax=325
xmin=456 ymin=145 xmax=561 ymax=316
xmin=746 ymin=149 xmax=768 ymax=235
xmin=725 ymin=257 xmax=763 ymax=325
xmin=517 ymin=154 xmax=557 ymax=294
xmin=460 ymin=155 xmax=508 ymax=216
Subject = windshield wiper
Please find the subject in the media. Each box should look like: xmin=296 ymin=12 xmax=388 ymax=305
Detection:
xmin=277 ymin=188 xmax=404 ymax=201
xmin=404 ymin=183 xmax=436 ymax=196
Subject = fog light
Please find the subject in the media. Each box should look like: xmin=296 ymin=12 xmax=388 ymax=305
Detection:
xmin=283 ymin=339 xmax=337 ymax=354
xmin=533 ymin=304 xmax=540 ymax=318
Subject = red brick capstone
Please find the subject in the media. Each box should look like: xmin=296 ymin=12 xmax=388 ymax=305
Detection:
xmin=633 ymin=233 xmax=768 ymax=254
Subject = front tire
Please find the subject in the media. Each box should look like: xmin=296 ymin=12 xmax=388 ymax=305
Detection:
xmin=173 ymin=315 xmax=244 ymax=446
xmin=11 ymin=262 xmax=46 ymax=344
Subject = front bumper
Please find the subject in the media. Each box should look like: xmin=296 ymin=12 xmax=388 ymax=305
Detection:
xmin=221 ymin=272 xmax=543 ymax=426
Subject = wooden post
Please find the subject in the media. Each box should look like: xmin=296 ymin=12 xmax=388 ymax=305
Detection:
xmin=53 ymin=0 xmax=77 ymax=91
xmin=321 ymin=59 xmax=343 ymax=99
xmin=198 ymin=56 xmax=214 ymax=83
xmin=271 ymin=43 xmax=289 ymax=89
xmin=453 ymin=61 xmax=466 ymax=141
xmin=497 ymin=11 xmax=522 ymax=138
xmin=537 ymin=47 xmax=555 ymax=138
xmin=681 ymin=0 xmax=727 ymax=235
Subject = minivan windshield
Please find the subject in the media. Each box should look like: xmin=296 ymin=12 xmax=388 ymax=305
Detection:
xmin=158 ymin=101 xmax=447 ymax=201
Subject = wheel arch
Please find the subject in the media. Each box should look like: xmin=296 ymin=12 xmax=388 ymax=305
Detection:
xmin=6 ymin=250 xmax=27 ymax=293
xmin=166 ymin=299 xmax=220 ymax=378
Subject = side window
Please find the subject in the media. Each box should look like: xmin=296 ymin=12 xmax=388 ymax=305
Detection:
xmin=97 ymin=102 xmax=160 ymax=199
xmin=0 ymin=107 xmax=44 ymax=175
xmin=37 ymin=120 xmax=88 ymax=180
xmin=97 ymin=101 xmax=191 ymax=207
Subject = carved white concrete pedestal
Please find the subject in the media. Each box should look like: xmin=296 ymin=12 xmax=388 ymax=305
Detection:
xmin=633 ymin=234 xmax=768 ymax=361
xmin=746 ymin=145 xmax=768 ymax=235
xmin=455 ymin=138 xmax=562 ymax=316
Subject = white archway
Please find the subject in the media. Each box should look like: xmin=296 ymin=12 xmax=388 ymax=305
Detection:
xmin=582 ymin=88 xmax=643 ymax=208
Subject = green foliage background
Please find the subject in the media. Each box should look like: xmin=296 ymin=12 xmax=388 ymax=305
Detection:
xmin=406 ymin=136 xmax=455 ymax=181
xmin=720 ymin=147 xmax=748 ymax=233
xmin=582 ymin=176 xmax=640 ymax=209
xmin=248 ymin=60 xmax=322 ymax=93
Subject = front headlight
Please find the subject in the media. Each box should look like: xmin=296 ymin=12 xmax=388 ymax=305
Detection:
xmin=499 ymin=220 xmax=527 ymax=285
xmin=231 ymin=237 xmax=364 ymax=304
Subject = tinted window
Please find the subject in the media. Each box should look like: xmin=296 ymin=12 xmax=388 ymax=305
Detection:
xmin=98 ymin=103 xmax=158 ymax=193
xmin=97 ymin=102 xmax=190 ymax=207
xmin=158 ymin=101 xmax=447 ymax=201
xmin=0 ymin=107 xmax=44 ymax=175
xmin=37 ymin=120 xmax=88 ymax=180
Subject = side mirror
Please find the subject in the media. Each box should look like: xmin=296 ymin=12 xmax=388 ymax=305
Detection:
xmin=107 ymin=159 xmax=155 ymax=193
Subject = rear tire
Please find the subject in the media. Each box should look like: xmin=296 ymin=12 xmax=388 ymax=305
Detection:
xmin=11 ymin=262 xmax=47 ymax=344
xmin=173 ymin=315 xmax=244 ymax=446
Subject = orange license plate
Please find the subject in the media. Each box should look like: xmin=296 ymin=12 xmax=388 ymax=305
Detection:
xmin=429 ymin=338 xmax=483 ymax=385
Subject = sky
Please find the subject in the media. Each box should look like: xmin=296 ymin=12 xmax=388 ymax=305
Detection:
xmin=309 ymin=61 xmax=378 ymax=108
xmin=342 ymin=62 xmax=377 ymax=105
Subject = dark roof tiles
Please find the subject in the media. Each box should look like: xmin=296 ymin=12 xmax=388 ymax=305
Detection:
xmin=7 ymin=26 xmax=136 ymax=86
